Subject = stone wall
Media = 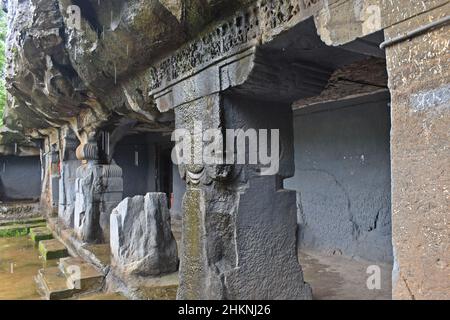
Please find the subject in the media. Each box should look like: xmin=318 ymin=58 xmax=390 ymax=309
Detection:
xmin=0 ymin=155 xmax=41 ymax=201
xmin=171 ymin=164 xmax=186 ymax=218
xmin=113 ymin=134 xmax=157 ymax=198
xmin=385 ymin=4 xmax=450 ymax=300
xmin=285 ymin=92 xmax=392 ymax=263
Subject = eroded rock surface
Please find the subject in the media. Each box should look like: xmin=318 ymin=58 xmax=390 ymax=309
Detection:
xmin=110 ymin=193 xmax=178 ymax=277
xmin=2 ymin=0 xmax=258 ymax=138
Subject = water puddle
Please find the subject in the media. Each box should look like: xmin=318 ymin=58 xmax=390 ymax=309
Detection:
xmin=0 ymin=236 xmax=56 ymax=300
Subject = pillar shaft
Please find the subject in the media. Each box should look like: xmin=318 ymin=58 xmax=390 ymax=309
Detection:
xmin=176 ymin=93 xmax=311 ymax=299
xmin=74 ymin=137 xmax=123 ymax=243
xmin=386 ymin=6 xmax=450 ymax=300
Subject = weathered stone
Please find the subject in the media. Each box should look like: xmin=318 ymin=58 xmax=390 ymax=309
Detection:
xmin=58 ymin=128 xmax=80 ymax=228
xmin=38 ymin=239 xmax=69 ymax=260
xmin=110 ymin=193 xmax=178 ymax=277
xmin=175 ymin=93 xmax=312 ymax=300
xmin=59 ymin=257 xmax=104 ymax=292
xmin=30 ymin=227 xmax=53 ymax=244
xmin=2 ymin=0 xmax=449 ymax=302
xmin=385 ymin=5 xmax=450 ymax=300
xmin=0 ymin=221 xmax=46 ymax=238
xmin=74 ymin=160 xmax=123 ymax=244
xmin=36 ymin=267 xmax=77 ymax=300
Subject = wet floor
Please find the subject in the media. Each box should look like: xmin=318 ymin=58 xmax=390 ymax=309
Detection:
xmin=0 ymin=234 xmax=392 ymax=300
xmin=299 ymin=249 xmax=392 ymax=300
xmin=0 ymin=236 xmax=127 ymax=300
xmin=0 ymin=236 xmax=55 ymax=300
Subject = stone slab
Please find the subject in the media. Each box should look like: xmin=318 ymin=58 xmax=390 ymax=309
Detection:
xmin=39 ymin=239 xmax=69 ymax=260
xmin=29 ymin=227 xmax=53 ymax=244
xmin=0 ymin=222 xmax=46 ymax=238
xmin=59 ymin=257 xmax=104 ymax=291
xmin=0 ymin=216 xmax=46 ymax=227
xmin=136 ymin=272 xmax=179 ymax=300
xmin=36 ymin=267 xmax=76 ymax=300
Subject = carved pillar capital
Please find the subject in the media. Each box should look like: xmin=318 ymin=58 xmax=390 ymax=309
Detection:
xmin=76 ymin=139 xmax=99 ymax=162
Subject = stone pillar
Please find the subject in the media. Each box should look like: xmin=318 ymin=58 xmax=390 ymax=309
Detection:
xmin=50 ymin=144 xmax=60 ymax=215
xmin=58 ymin=130 xmax=80 ymax=228
xmin=174 ymin=93 xmax=311 ymax=299
xmin=385 ymin=6 xmax=450 ymax=299
xmin=74 ymin=137 xmax=123 ymax=244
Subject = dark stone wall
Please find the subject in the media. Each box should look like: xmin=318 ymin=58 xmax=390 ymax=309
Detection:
xmin=171 ymin=164 xmax=186 ymax=218
xmin=0 ymin=155 xmax=41 ymax=201
xmin=285 ymin=92 xmax=393 ymax=263
xmin=113 ymin=134 xmax=156 ymax=199
xmin=113 ymin=133 xmax=181 ymax=208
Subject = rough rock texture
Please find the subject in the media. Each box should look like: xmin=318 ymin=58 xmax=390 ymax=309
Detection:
xmin=58 ymin=128 xmax=80 ymax=227
xmin=385 ymin=4 xmax=450 ymax=300
xmin=74 ymin=161 xmax=123 ymax=243
xmin=173 ymin=92 xmax=312 ymax=300
xmin=3 ymin=0 xmax=258 ymax=139
xmin=3 ymin=0 xmax=449 ymax=301
xmin=286 ymin=92 xmax=392 ymax=263
xmin=0 ymin=155 xmax=41 ymax=201
xmin=110 ymin=193 xmax=178 ymax=277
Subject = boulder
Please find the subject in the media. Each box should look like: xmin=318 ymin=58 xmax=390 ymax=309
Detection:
xmin=110 ymin=193 xmax=178 ymax=276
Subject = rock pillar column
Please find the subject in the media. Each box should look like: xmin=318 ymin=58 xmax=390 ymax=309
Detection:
xmin=58 ymin=130 xmax=80 ymax=228
xmin=175 ymin=93 xmax=312 ymax=299
xmin=385 ymin=6 xmax=450 ymax=299
xmin=49 ymin=144 xmax=60 ymax=215
xmin=74 ymin=137 xmax=123 ymax=243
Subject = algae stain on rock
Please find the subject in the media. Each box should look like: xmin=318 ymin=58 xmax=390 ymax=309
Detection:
xmin=181 ymin=188 xmax=204 ymax=299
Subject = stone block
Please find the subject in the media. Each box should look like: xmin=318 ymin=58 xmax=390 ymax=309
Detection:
xmin=110 ymin=193 xmax=178 ymax=276
xmin=29 ymin=227 xmax=53 ymax=244
xmin=39 ymin=239 xmax=69 ymax=260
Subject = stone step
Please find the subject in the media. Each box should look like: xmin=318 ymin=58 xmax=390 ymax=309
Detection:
xmin=35 ymin=267 xmax=77 ymax=300
xmin=38 ymin=239 xmax=69 ymax=260
xmin=0 ymin=216 xmax=46 ymax=227
xmin=135 ymin=272 xmax=179 ymax=300
xmin=35 ymin=257 xmax=105 ymax=300
xmin=29 ymin=227 xmax=53 ymax=244
xmin=0 ymin=222 xmax=47 ymax=238
xmin=59 ymin=257 xmax=104 ymax=292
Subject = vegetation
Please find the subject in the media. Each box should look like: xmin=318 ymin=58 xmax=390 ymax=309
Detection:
xmin=0 ymin=9 xmax=7 ymax=126
xmin=0 ymin=226 xmax=30 ymax=238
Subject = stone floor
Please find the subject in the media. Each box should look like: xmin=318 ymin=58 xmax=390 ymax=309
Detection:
xmin=0 ymin=236 xmax=55 ymax=299
xmin=299 ymin=249 xmax=392 ymax=300
xmin=0 ymin=234 xmax=392 ymax=300
xmin=0 ymin=236 xmax=126 ymax=300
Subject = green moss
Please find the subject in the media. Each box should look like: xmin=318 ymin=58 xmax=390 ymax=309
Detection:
xmin=29 ymin=227 xmax=53 ymax=244
xmin=182 ymin=189 xmax=202 ymax=299
xmin=0 ymin=222 xmax=46 ymax=238
xmin=0 ymin=217 xmax=46 ymax=227
xmin=38 ymin=240 xmax=69 ymax=260
xmin=0 ymin=227 xmax=29 ymax=238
